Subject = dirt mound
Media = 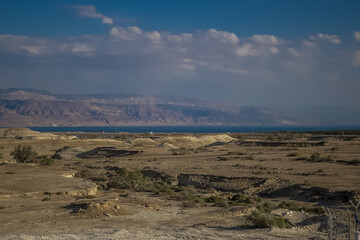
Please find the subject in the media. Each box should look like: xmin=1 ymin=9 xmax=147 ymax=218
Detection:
xmin=161 ymin=134 xmax=234 ymax=147
xmin=77 ymin=147 xmax=141 ymax=158
xmin=66 ymin=200 xmax=126 ymax=218
xmin=53 ymin=146 xmax=84 ymax=160
xmin=0 ymin=128 xmax=76 ymax=140
xmin=130 ymin=138 xmax=157 ymax=146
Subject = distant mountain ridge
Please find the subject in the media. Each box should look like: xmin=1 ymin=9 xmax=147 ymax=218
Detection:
xmin=0 ymin=88 xmax=357 ymax=127
xmin=0 ymin=88 xmax=302 ymax=127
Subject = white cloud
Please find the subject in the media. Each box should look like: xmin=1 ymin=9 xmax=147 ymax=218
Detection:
xmin=128 ymin=26 xmax=142 ymax=34
xmin=310 ymin=33 xmax=341 ymax=44
xmin=354 ymin=50 xmax=360 ymax=67
xmin=302 ymin=40 xmax=316 ymax=48
xmin=235 ymin=44 xmax=257 ymax=57
xmin=354 ymin=31 xmax=360 ymax=42
xmin=110 ymin=26 xmax=134 ymax=41
xmin=207 ymin=29 xmax=239 ymax=44
xmin=72 ymin=43 xmax=95 ymax=55
xmin=288 ymin=48 xmax=301 ymax=57
xmin=269 ymin=46 xmax=279 ymax=54
xmin=72 ymin=5 xmax=113 ymax=25
xmin=251 ymin=34 xmax=279 ymax=45
xmin=146 ymin=31 xmax=162 ymax=43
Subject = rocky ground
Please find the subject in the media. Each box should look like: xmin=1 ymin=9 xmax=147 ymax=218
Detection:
xmin=0 ymin=128 xmax=359 ymax=239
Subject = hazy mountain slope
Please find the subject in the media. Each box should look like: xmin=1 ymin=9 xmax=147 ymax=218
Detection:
xmin=0 ymin=88 xmax=312 ymax=127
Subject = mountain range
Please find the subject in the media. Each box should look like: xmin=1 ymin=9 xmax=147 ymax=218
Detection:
xmin=0 ymin=88 xmax=358 ymax=127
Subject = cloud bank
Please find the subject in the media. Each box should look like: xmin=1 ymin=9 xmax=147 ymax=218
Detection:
xmin=0 ymin=22 xmax=359 ymax=108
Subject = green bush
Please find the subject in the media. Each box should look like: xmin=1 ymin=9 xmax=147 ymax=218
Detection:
xmin=205 ymin=195 xmax=228 ymax=207
xmin=287 ymin=152 xmax=300 ymax=157
xmin=278 ymin=201 xmax=325 ymax=215
xmin=107 ymin=168 xmax=147 ymax=190
xmin=39 ymin=156 xmax=55 ymax=166
xmin=10 ymin=145 xmax=38 ymax=163
xmin=348 ymin=159 xmax=360 ymax=166
xmin=256 ymin=202 xmax=275 ymax=213
xmin=248 ymin=212 xmax=292 ymax=229
xmin=152 ymin=182 xmax=175 ymax=196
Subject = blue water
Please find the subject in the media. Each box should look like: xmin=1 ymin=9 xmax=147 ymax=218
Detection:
xmin=28 ymin=125 xmax=360 ymax=133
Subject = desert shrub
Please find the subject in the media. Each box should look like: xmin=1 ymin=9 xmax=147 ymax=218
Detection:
xmin=107 ymin=168 xmax=147 ymax=190
xmin=10 ymin=145 xmax=38 ymax=163
xmin=75 ymin=170 xmax=109 ymax=182
xmin=227 ymin=151 xmax=247 ymax=156
xmin=152 ymin=182 xmax=175 ymax=196
xmin=248 ymin=212 xmax=292 ymax=229
xmin=278 ymin=201 xmax=325 ymax=215
xmin=0 ymin=153 xmax=3 ymax=159
xmin=218 ymin=156 xmax=228 ymax=161
xmin=175 ymin=190 xmax=204 ymax=204
xmin=310 ymin=152 xmax=321 ymax=161
xmin=39 ymin=156 xmax=55 ymax=166
xmin=205 ymin=195 xmax=228 ymax=207
xmin=229 ymin=194 xmax=263 ymax=206
xmin=330 ymin=146 xmax=338 ymax=151
xmin=251 ymin=164 xmax=268 ymax=170
xmin=256 ymin=202 xmax=275 ymax=213
xmin=194 ymin=147 xmax=206 ymax=153
xmin=287 ymin=152 xmax=300 ymax=157
xmin=348 ymin=159 xmax=360 ymax=166
xmin=172 ymin=147 xmax=191 ymax=155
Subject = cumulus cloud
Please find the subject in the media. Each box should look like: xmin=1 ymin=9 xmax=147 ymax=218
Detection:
xmin=1 ymin=24 xmax=359 ymax=108
xmin=302 ymin=40 xmax=317 ymax=48
xmin=206 ymin=28 xmax=239 ymax=44
xmin=354 ymin=31 xmax=360 ymax=42
xmin=71 ymin=5 xmax=113 ymax=25
xmin=235 ymin=44 xmax=257 ymax=56
xmin=310 ymin=33 xmax=341 ymax=44
xmin=269 ymin=46 xmax=279 ymax=54
xmin=72 ymin=43 xmax=96 ymax=55
xmin=354 ymin=50 xmax=360 ymax=67
xmin=251 ymin=34 xmax=279 ymax=45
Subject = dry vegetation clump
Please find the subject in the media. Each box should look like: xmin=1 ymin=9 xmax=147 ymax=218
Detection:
xmin=66 ymin=201 xmax=126 ymax=218
xmin=205 ymin=195 xmax=228 ymax=207
xmin=75 ymin=169 xmax=109 ymax=182
xmin=107 ymin=168 xmax=148 ymax=190
xmin=247 ymin=211 xmax=293 ymax=229
xmin=278 ymin=201 xmax=325 ymax=215
xmin=295 ymin=152 xmax=334 ymax=163
xmin=172 ymin=147 xmax=192 ymax=155
xmin=287 ymin=152 xmax=300 ymax=157
xmin=10 ymin=145 xmax=38 ymax=163
xmin=10 ymin=145 xmax=55 ymax=166
xmin=228 ymin=193 xmax=262 ymax=206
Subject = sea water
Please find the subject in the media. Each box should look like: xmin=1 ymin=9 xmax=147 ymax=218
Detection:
xmin=28 ymin=125 xmax=360 ymax=133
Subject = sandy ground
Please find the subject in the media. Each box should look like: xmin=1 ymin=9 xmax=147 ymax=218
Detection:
xmin=0 ymin=128 xmax=359 ymax=239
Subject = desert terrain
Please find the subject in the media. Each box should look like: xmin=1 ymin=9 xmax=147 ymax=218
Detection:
xmin=0 ymin=128 xmax=359 ymax=239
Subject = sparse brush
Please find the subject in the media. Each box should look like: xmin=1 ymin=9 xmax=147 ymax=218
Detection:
xmin=107 ymin=168 xmax=147 ymax=190
xmin=287 ymin=152 xmax=300 ymax=157
xmin=205 ymin=195 xmax=228 ymax=207
xmin=38 ymin=156 xmax=55 ymax=166
xmin=278 ymin=201 xmax=325 ymax=215
xmin=10 ymin=145 xmax=38 ymax=163
xmin=248 ymin=211 xmax=292 ymax=229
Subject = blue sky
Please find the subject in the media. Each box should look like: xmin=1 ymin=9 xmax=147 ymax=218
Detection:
xmin=0 ymin=0 xmax=360 ymax=108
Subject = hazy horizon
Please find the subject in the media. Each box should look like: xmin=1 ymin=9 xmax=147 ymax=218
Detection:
xmin=1 ymin=0 xmax=360 ymax=108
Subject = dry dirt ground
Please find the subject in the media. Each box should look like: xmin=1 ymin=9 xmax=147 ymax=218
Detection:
xmin=0 ymin=128 xmax=359 ymax=239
